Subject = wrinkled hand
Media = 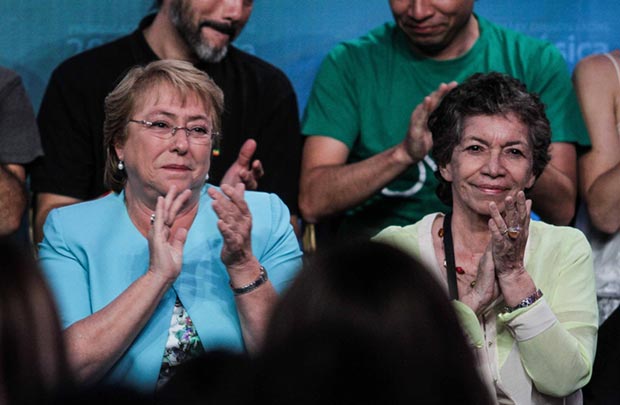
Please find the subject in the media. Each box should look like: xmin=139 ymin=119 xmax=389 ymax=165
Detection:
xmin=147 ymin=186 xmax=191 ymax=283
xmin=488 ymin=191 xmax=531 ymax=277
xmin=461 ymin=243 xmax=500 ymax=314
xmin=220 ymin=139 xmax=264 ymax=190
xmin=400 ymin=82 xmax=458 ymax=163
xmin=208 ymin=183 xmax=254 ymax=268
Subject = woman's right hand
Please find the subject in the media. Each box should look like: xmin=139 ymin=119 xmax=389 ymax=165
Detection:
xmin=147 ymin=185 xmax=191 ymax=284
xmin=461 ymin=243 xmax=500 ymax=314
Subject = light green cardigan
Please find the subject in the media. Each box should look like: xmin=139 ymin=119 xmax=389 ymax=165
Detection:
xmin=375 ymin=213 xmax=598 ymax=404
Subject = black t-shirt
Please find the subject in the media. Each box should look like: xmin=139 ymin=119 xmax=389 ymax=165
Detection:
xmin=31 ymin=15 xmax=301 ymax=214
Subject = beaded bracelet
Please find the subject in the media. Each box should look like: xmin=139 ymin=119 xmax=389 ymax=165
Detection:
xmin=230 ymin=266 xmax=268 ymax=296
xmin=503 ymin=289 xmax=543 ymax=313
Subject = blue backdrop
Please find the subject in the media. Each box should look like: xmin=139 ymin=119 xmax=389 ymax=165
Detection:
xmin=1 ymin=1 xmax=619 ymax=113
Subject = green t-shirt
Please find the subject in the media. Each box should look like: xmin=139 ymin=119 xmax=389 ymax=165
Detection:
xmin=302 ymin=15 xmax=588 ymax=238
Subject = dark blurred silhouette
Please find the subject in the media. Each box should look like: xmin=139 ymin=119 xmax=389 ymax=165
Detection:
xmin=156 ymin=350 xmax=254 ymax=404
xmin=584 ymin=307 xmax=620 ymax=404
xmin=157 ymin=241 xmax=491 ymax=404
xmin=257 ymin=240 xmax=492 ymax=404
xmin=0 ymin=237 xmax=71 ymax=404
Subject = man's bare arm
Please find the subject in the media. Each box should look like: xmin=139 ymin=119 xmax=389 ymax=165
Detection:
xmin=34 ymin=193 xmax=82 ymax=244
xmin=0 ymin=164 xmax=27 ymax=235
xmin=299 ymin=82 xmax=456 ymax=223
xmin=527 ymin=142 xmax=577 ymax=225
xmin=299 ymin=137 xmax=417 ymax=223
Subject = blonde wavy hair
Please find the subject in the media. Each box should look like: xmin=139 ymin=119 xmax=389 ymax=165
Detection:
xmin=103 ymin=59 xmax=224 ymax=192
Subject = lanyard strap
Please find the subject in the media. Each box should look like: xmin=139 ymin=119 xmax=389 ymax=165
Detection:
xmin=442 ymin=212 xmax=459 ymax=300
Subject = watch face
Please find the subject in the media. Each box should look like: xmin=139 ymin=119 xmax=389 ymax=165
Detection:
xmin=504 ymin=289 xmax=543 ymax=313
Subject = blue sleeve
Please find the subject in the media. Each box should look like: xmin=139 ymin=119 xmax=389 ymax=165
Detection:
xmin=254 ymin=193 xmax=302 ymax=293
xmin=38 ymin=209 xmax=92 ymax=328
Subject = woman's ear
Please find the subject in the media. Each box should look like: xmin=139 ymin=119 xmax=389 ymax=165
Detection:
xmin=114 ymin=142 xmax=124 ymax=162
xmin=439 ymin=163 xmax=453 ymax=182
xmin=525 ymin=170 xmax=536 ymax=189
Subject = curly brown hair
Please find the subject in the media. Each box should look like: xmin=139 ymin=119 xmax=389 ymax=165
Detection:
xmin=428 ymin=72 xmax=551 ymax=205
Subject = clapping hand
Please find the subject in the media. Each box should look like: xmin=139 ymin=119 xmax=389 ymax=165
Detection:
xmin=220 ymin=139 xmax=264 ymax=190
xmin=208 ymin=183 xmax=254 ymax=270
xmin=461 ymin=243 xmax=500 ymax=315
xmin=147 ymin=185 xmax=192 ymax=284
xmin=400 ymin=82 xmax=458 ymax=164
xmin=488 ymin=191 xmax=531 ymax=278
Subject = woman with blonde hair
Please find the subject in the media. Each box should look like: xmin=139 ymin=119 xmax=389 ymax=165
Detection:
xmin=39 ymin=60 xmax=301 ymax=393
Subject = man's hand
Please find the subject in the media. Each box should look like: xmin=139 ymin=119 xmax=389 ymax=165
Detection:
xmin=220 ymin=139 xmax=264 ymax=190
xmin=396 ymin=82 xmax=458 ymax=164
xmin=300 ymin=83 xmax=457 ymax=223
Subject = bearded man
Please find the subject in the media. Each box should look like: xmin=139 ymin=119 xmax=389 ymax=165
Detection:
xmin=31 ymin=0 xmax=302 ymax=242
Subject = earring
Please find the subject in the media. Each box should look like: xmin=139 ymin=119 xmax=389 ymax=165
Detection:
xmin=205 ymin=173 xmax=210 ymax=182
xmin=117 ymin=160 xmax=125 ymax=171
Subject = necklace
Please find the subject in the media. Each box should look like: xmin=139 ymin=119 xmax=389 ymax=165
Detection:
xmin=440 ymin=213 xmax=476 ymax=300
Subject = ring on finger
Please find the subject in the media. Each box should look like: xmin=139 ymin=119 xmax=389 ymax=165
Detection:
xmin=502 ymin=226 xmax=521 ymax=239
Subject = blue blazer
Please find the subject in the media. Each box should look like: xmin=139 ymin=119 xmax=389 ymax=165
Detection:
xmin=39 ymin=185 xmax=302 ymax=392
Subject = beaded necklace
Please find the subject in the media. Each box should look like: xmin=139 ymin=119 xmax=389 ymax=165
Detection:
xmin=440 ymin=212 xmax=477 ymax=300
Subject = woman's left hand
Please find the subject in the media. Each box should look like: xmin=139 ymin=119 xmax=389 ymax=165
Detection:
xmin=208 ymin=183 xmax=254 ymax=269
xmin=488 ymin=190 xmax=531 ymax=277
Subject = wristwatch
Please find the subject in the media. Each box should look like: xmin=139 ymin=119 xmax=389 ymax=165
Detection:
xmin=504 ymin=289 xmax=543 ymax=313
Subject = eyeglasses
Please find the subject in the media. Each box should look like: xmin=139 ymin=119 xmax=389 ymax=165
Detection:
xmin=128 ymin=119 xmax=219 ymax=145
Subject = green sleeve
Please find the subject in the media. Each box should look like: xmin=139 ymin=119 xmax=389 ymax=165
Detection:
xmin=372 ymin=225 xmax=420 ymax=257
xmin=301 ymin=44 xmax=360 ymax=148
xmin=452 ymin=300 xmax=485 ymax=349
xmin=498 ymin=229 xmax=598 ymax=396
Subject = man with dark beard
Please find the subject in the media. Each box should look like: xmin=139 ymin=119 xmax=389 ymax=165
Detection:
xmin=31 ymin=0 xmax=302 ymax=243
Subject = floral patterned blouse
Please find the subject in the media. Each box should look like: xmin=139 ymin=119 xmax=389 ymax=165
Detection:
xmin=156 ymin=296 xmax=205 ymax=390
